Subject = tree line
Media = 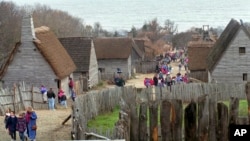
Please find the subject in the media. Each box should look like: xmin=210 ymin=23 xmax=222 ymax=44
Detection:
xmin=0 ymin=1 xmax=232 ymax=61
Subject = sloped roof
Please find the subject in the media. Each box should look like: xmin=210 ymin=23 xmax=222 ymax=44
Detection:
xmin=59 ymin=37 xmax=92 ymax=72
xmin=207 ymin=19 xmax=242 ymax=72
xmin=134 ymin=39 xmax=145 ymax=53
xmin=131 ymin=39 xmax=144 ymax=58
xmin=93 ymin=37 xmax=132 ymax=59
xmin=34 ymin=26 xmax=76 ymax=79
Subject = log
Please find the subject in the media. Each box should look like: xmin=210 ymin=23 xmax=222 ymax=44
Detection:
xmin=62 ymin=114 xmax=71 ymax=125
xmin=160 ymin=100 xmax=172 ymax=141
xmin=184 ymin=100 xmax=197 ymax=141
xmin=197 ymin=95 xmax=209 ymax=141
xmin=171 ymin=99 xmax=183 ymax=141
xmin=217 ymin=102 xmax=228 ymax=141
xmin=149 ymin=101 xmax=158 ymax=141
xmin=139 ymin=103 xmax=148 ymax=141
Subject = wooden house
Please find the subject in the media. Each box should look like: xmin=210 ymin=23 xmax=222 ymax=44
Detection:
xmin=59 ymin=37 xmax=99 ymax=89
xmin=0 ymin=15 xmax=76 ymax=95
xmin=207 ymin=19 xmax=250 ymax=83
xmin=187 ymin=26 xmax=217 ymax=82
xmin=94 ymin=37 xmax=143 ymax=80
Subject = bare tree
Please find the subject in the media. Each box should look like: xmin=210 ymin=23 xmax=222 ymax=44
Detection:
xmin=164 ymin=19 xmax=178 ymax=34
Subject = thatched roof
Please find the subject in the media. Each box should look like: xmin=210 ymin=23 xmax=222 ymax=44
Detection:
xmin=207 ymin=19 xmax=243 ymax=72
xmin=59 ymin=37 xmax=92 ymax=72
xmin=93 ymin=37 xmax=132 ymax=59
xmin=34 ymin=26 xmax=76 ymax=79
xmin=188 ymin=40 xmax=215 ymax=70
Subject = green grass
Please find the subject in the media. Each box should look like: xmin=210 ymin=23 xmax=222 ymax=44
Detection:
xmin=87 ymin=106 xmax=120 ymax=130
xmin=222 ymin=99 xmax=248 ymax=116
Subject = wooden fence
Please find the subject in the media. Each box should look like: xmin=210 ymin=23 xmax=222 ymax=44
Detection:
xmin=136 ymin=61 xmax=158 ymax=74
xmin=0 ymin=82 xmax=49 ymax=116
xmin=71 ymin=82 xmax=248 ymax=140
xmin=188 ymin=71 xmax=208 ymax=82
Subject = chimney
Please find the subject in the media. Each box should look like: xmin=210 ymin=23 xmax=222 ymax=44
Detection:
xmin=21 ymin=14 xmax=36 ymax=42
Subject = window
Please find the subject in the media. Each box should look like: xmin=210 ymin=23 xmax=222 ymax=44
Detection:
xmin=243 ymin=73 xmax=247 ymax=81
xmin=98 ymin=68 xmax=105 ymax=73
xmin=239 ymin=47 xmax=246 ymax=54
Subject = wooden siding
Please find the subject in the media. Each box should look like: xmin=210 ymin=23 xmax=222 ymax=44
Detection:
xmin=98 ymin=56 xmax=131 ymax=79
xmin=131 ymin=47 xmax=142 ymax=74
xmin=211 ymin=28 xmax=250 ymax=83
xmin=88 ymin=41 xmax=99 ymax=87
xmin=2 ymin=43 xmax=58 ymax=88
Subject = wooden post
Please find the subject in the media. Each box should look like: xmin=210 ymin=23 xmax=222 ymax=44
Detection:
xmin=208 ymin=96 xmax=217 ymax=141
xmin=17 ymin=84 xmax=25 ymax=111
xmin=31 ymin=85 xmax=34 ymax=108
xmin=171 ymin=99 xmax=183 ymax=141
xmin=197 ymin=94 xmax=209 ymax=141
xmin=217 ymin=102 xmax=228 ymax=141
xmin=149 ymin=101 xmax=158 ymax=141
xmin=139 ymin=103 xmax=148 ymax=141
xmin=13 ymin=84 xmax=16 ymax=112
xmin=160 ymin=100 xmax=172 ymax=141
xmin=229 ymin=97 xmax=239 ymax=125
xmin=245 ymin=82 xmax=250 ymax=124
xmin=129 ymin=88 xmax=139 ymax=141
xmin=184 ymin=100 xmax=197 ymax=141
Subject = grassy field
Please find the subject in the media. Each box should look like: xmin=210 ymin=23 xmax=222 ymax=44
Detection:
xmin=87 ymin=100 xmax=249 ymax=129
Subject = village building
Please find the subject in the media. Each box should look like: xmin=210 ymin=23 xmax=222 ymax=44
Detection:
xmin=93 ymin=37 xmax=144 ymax=80
xmin=207 ymin=19 xmax=250 ymax=83
xmin=59 ymin=37 xmax=99 ymax=90
xmin=187 ymin=25 xmax=217 ymax=82
xmin=0 ymin=15 xmax=76 ymax=94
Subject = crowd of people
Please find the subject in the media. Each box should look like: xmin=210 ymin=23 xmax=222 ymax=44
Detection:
xmin=4 ymin=106 xmax=37 ymax=141
xmin=144 ymin=53 xmax=189 ymax=91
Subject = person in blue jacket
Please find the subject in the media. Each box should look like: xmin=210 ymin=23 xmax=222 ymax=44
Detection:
xmin=25 ymin=106 xmax=37 ymax=141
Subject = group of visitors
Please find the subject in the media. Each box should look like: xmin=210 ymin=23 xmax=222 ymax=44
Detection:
xmin=4 ymin=106 xmax=37 ymax=141
xmin=39 ymin=77 xmax=76 ymax=110
xmin=144 ymin=60 xmax=189 ymax=91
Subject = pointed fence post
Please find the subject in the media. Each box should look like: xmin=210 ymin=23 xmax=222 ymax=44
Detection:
xmin=217 ymin=102 xmax=228 ymax=141
xmin=171 ymin=99 xmax=183 ymax=141
xmin=197 ymin=94 xmax=209 ymax=141
xmin=160 ymin=100 xmax=172 ymax=141
xmin=139 ymin=102 xmax=148 ymax=141
xmin=229 ymin=97 xmax=239 ymax=125
xmin=149 ymin=101 xmax=158 ymax=141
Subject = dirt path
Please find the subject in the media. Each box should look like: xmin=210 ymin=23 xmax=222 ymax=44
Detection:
xmin=0 ymin=61 xmax=186 ymax=141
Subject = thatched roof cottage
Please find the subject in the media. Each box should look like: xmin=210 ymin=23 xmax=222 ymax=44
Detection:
xmin=0 ymin=15 xmax=76 ymax=93
xmin=207 ymin=19 xmax=250 ymax=83
xmin=187 ymin=26 xmax=217 ymax=82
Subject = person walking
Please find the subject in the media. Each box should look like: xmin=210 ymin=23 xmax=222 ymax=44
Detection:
xmin=5 ymin=111 xmax=17 ymax=141
xmin=40 ymin=85 xmax=47 ymax=103
xmin=60 ymin=93 xmax=68 ymax=108
xmin=25 ymin=106 xmax=37 ymax=141
xmin=47 ymin=88 xmax=56 ymax=110
xmin=16 ymin=112 xmax=26 ymax=141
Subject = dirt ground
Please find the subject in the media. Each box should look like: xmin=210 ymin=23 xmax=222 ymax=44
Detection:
xmin=0 ymin=61 xmax=186 ymax=141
